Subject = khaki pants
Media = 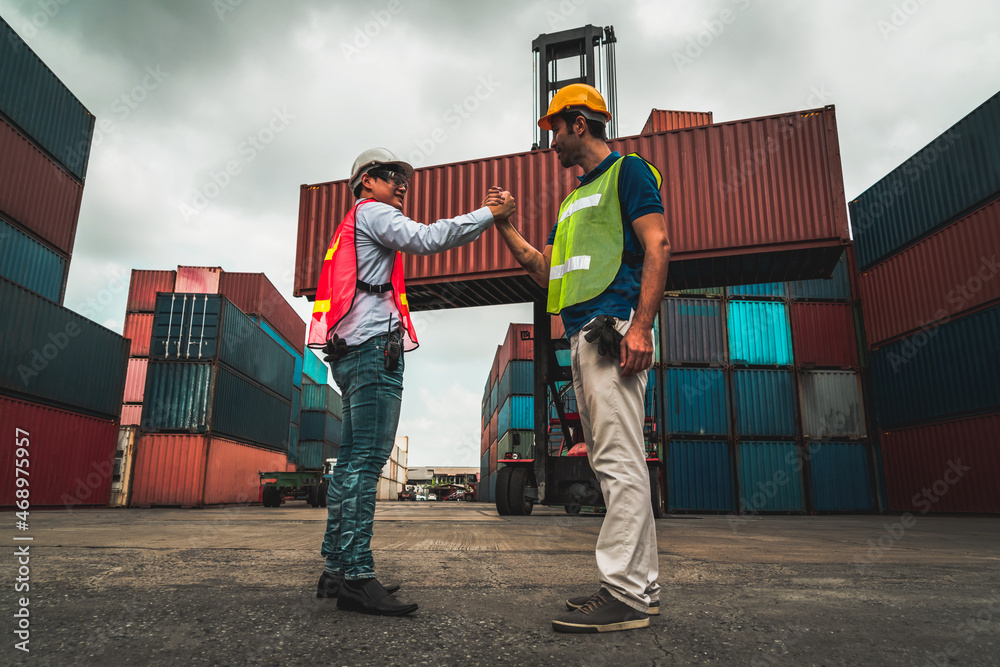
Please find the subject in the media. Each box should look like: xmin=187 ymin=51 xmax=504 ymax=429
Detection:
xmin=570 ymin=316 xmax=660 ymax=612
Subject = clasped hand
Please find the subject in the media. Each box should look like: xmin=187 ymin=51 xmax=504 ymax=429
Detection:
xmin=483 ymin=185 xmax=516 ymax=222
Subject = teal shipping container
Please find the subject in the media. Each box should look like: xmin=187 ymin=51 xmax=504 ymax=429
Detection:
xmin=0 ymin=18 xmax=94 ymax=181
xmin=727 ymin=282 xmax=785 ymax=298
xmin=142 ymin=362 xmax=291 ymax=451
xmin=299 ymin=410 xmax=342 ymax=444
xmin=297 ymin=441 xmax=327 ymax=470
xmin=734 ymin=370 xmax=797 ymax=436
xmin=851 ymin=91 xmax=1000 ymax=269
xmin=303 ymin=347 xmax=328 ymax=385
xmin=728 ymin=301 xmax=793 ymax=366
xmin=0 ymin=276 xmax=127 ymax=419
xmin=787 ymin=252 xmax=851 ymax=300
xmin=668 ymin=440 xmax=734 ymax=511
xmin=288 ymin=424 xmax=299 ymax=464
xmin=150 ymin=293 xmax=294 ymax=399
xmin=498 ymin=395 xmax=533 ymax=435
xmin=300 ymin=379 xmax=342 ymax=418
xmin=252 ymin=316 xmax=303 ymax=388
xmin=738 ymin=441 xmax=804 ymax=512
xmin=665 ymin=368 xmax=728 ymax=436
xmin=807 ymin=441 xmax=873 ymax=512
xmin=498 ymin=360 xmax=533 ymax=405
xmin=0 ymin=217 xmax=67 ymax=302
xmin=291 ymin=387 xmax=300 ymax=425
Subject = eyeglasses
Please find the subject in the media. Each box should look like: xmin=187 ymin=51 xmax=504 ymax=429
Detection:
xmin=372 ymin=169 xmax=408 ymax=189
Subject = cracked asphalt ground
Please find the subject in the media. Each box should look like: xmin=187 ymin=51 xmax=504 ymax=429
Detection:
xmin=2 ymin=502 xmax=999 ymax=666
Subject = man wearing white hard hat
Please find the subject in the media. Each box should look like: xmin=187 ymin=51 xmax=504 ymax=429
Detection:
xmin=308 ymin=148 xmax=515 ymax=616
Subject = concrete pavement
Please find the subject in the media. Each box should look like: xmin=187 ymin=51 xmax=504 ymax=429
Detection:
xmin=3 ymin=501 xmax=999 ymax=665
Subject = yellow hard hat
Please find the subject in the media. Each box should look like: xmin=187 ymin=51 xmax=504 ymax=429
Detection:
xmin=537 ymin=83 xmax=612 ymax=130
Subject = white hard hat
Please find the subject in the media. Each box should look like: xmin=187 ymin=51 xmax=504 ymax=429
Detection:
xmin=349 ymin=148 xmax=414 ymax=194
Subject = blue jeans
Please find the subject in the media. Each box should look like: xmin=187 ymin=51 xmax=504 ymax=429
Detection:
xmin=321 ymin=334 xmax=403 ymax=580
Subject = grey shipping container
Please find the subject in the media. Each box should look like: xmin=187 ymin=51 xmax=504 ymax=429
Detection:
xmin=142 ymin=361 xmax=291 ymax=451
xmin=0 ymin=276 xmax=127 ymax=419
xmin=0 ymin=216 xmax=67 ymax=303
xmin=850 ymin=91 xmax=1000 ymax=270
xmin=798 ymin=371 xmax=866 ymax=438
xmin=0 ymin=18 xmax=94 ymax=181
xmin=150 ymin=293 xmax=295 ymax=399
xmin=659 ymin=298 xmax=726 ymax=365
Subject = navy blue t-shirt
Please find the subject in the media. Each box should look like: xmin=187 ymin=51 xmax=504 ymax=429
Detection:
xmin=546 ymin=152 xmax=664 ymax=337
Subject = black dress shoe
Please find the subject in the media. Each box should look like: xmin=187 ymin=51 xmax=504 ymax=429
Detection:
xmin=317 ymin=571 xmax=400 ymax=598
xmin=337 ymin=578 xmax=418 ymax=616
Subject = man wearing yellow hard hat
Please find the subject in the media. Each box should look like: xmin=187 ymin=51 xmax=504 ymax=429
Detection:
xmin=495 ymin=83 xmax=671 ymax=633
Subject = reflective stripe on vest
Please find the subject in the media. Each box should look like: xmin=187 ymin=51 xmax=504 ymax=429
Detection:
xmin=307 ymin=199 xmax=419 ymax=351
xmin=547 ymin=154 xmax=661 ymax=315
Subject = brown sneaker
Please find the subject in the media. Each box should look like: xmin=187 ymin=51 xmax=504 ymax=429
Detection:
xmin=552 ymin=588 xmax=649 ymax=633
xmin=566 ymin=591 xmax=659 ymax=615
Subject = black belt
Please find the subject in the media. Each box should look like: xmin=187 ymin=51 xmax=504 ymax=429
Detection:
xmin=356 ymin=279 xmax=392 ymax=294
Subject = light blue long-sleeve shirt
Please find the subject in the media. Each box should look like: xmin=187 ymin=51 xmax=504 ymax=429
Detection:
xmin=333 ymin=200 xmax=495 ymax=346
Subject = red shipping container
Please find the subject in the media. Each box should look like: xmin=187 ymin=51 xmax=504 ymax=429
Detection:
xmin=130 ymin=434 xmax=208 ymax=507
xmin=880 ymin=413 xmax=1000 ymax=514
xmin=123 ymin=313 xmax=154 ymax=357
xmin=219 ymin=272 xmax=306 ymax=354
xmin=789 ymin=302 xmax=860 ymax=369
xmin=0 ymin=396 xmax=117 ymax=508
xmin=175 ymin=266 xmax=223 ymax=293
xmin=127 ymin=270 xmax=176 ymax=312
xmin=296 ymin=106 xmax=849 ymax=306
xmin=489 ymin=441 xmax=498 ymax=473
xmin=641 ymin=109 xmax=713 ymax=134
xmin=121 ymin=404 xmax=142 ymax=426
xmin=481 ymin=422 xmax=490 ymax=456
xmin=0 ymin=116 xmax=82 ymax=256
xmin=499 ymin=323 xmax=534 ymax=377
xmin=488 ymin=411 xmax=498 ymax=449
xmin=858 ymin=199 xmax=1000 ymax=347
xmin=202 ymin=438 xmax=287 ymax=505
xmin=551 ymin=315 xmax=566 ymax=340
xmin=123 ymin=358 xmax=148 ymax=403
xmin=490 ymin=345 xmax=501 ymax=386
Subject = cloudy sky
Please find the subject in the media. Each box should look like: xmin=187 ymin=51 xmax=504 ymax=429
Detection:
xmin=2 ymin=0 xmax=998 ymax=467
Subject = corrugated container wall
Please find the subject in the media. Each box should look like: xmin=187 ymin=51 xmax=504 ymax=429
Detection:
xmin=252 ymin=316 xmax=303 ymax=388
xmin=640 ymin=109 xmax=714 ymax=134
xmin=668 ymin=440 xmax=734 ymax=511
xmin=127 ymin=270 xmax=176 ymax=312
xmin=174 ymin=266 xmax=222 ymax=293
xmin=787 ymin=252 xmax=851 ymax=300
xmin=879 ymin=413 xmax=1000 ymax=514
xmin=664 ymin=368 xmax=729 ymax=436
xmin=808 ymin=442 xmax=874 ymax=512
xmin=220 ymin=272 xmax=306 ymax=354
xmin=738 ymin=441 xmax=804 ymax=512
xmin=850 ymin=91 xmax=1000 ymax=270
xmin=733 ymin=370 xmax=797 ymax=436
xmin=728 ymin=301 xmax=793 ymax=366
xmin=798 ymin=371 xmax=866 ymax=438
xmin=659 ymin=298 xmax=726 ymax=365
xmin=0 ymin=116 xmax=83 ymax=255
xmin=124 ymin=358 xmax=148 ymax=403
xmin=789 ymin=302 xmax=859 ymax=369
xmin=857 ymin=198 xmax=1000 ymax=347
xmin=869 ymin=303 xmax=1000 ymax=428
xmin=0 ymin=396 xmax=117 ymax=508
xmin=0 ymin=18 xmax=94 ymax=182
xmin=0 ymin=277 xmax=128 ymax=419
xmin=202 ymin=438 xmax=287 ymax=506
xmin=297 ymin=106 xmax=849 ymax=304
xmin=0 ymin=216 xmax=67 ymax=302
xmin=123 ymin=313 xmax=154 ymax=357
xmin=303 ymin=348 xmax=328 ymax=385
xmin=130 ymin=434 xmax=208 ymax=507
xmin=499 ymin=323 xmax=534 ymax=378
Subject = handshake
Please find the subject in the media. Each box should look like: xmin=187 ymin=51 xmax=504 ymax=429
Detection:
xmin=482 ymin=186 xmax=516 ymax=223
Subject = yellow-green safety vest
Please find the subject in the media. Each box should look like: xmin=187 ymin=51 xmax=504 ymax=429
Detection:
xmin=547 ymin=153 xmax=662 ymax=314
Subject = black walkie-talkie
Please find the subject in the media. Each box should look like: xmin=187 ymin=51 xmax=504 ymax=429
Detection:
xmin=384 ymin=319 xmax=401 ymax=371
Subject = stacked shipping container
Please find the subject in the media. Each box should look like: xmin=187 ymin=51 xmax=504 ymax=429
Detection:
xmin=376 ymin=436 xmax=409 ymax=500
xmin=0 ymin=21 xmax=129 ymax=509
xmin=123 ymin=267 xmax=315 ymax=506
xmin=850 ymin=91 xmax=1000 ymax=513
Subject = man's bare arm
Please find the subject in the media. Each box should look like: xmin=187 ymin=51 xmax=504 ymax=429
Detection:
xmin=620 ymin=212 xmax=671 ymax=377
xmin=494 ymin=218 xmax=552 ymax=287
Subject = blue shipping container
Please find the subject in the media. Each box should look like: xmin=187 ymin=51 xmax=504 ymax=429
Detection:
xmin=727 ymin=282 xmax=786 ymax=298
xmin=738 ymin=441 xmax=804 ymax=512
xmin=498 ymin=360 xmax=533 ymax=405
xmin=300 ymin=380 xmax=342 ymax=418
xmin=787 ymin=251 xmax=851 ymax=300
xmin=665 ymin=368 xmax=729 ymax=436
xmin=870 ymin=304 xmax=1000 ymax=428
xmin=253 ymin=317 xmax=303 ymax=388
xmin=0 ymin=18 xmax=94 ymax=181
xmin=850 ymin=91 xmax=1000 ymax=270
xmin=0 ymin=217 xmax=67 ymax=303
xmin=728 ymin=301 xmax=793 ymax=366
xmin=303 ymin=348 xmax=328 ymax=385
xmin=499 ymin=395 xmax=533 ymax=435
xmin=668 ymin=440 xmax=734 ymax=511
xmin=291 ymin=387 xmax=300 ymax=425
xmin=807 ymin=441 xmax=873 ymax=512
xmin=300 ymin=410 xmax=343 ymax=444
xmin=151 ymin=293 xmax=295 ymax=398
xmin=297 ymin=441 xmax=326 ymax=470
xmin=734 ymin=370 xmax=797 ymax=436
xmin=288 ymin=424 xmax=299 ymax=464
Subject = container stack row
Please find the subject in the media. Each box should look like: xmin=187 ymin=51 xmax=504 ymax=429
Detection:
xmin=850 ymin=91 xmax=1000 ymax=514
xmin=659 ymin=249 xmax=873 ymax=514
xmin=120 ymin=266 xmax=314 ymax=507
xmin=298 ymin=377 xmax=342 ymax=471
xmin=376 ymin=436 xmax=409 ymax=501
xmin=0 ymin=21 xmax=131 ymax=510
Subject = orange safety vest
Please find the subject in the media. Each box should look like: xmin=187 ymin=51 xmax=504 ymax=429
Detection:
xmin=307 ymin=198 xmax=419 ymax=352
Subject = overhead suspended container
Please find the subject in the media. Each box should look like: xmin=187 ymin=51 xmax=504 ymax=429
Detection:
xmin=787 ymin=250 xmax=851 ymax=301
xmin=297 ymin=106 xmax=850 ymax=308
